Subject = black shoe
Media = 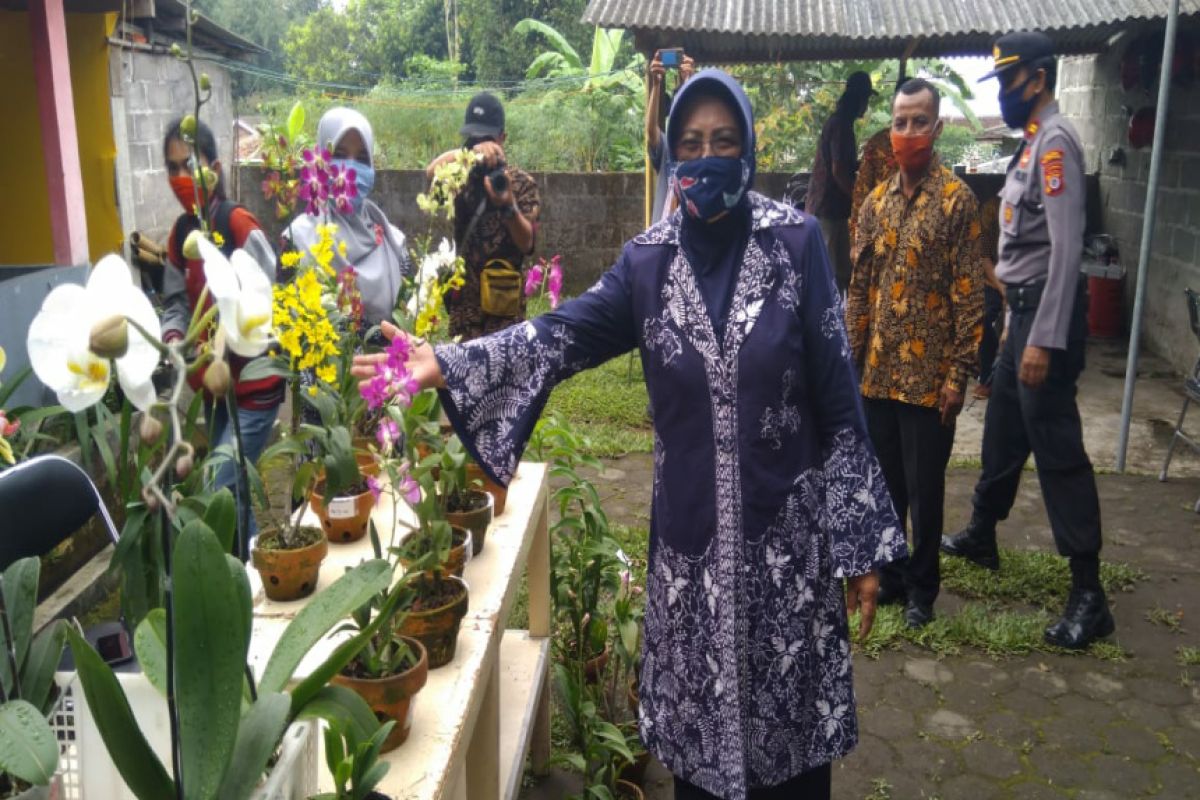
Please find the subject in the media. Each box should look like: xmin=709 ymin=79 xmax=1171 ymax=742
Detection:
xmin=904 ymin=599 xmax=935 ymax=629
xmin=940 ymin=519 xmax=1000 ymax=571
xmin=877 ymin=583 xmax=907 ymax=607
xmin=1044 ymin=589 xmax=1115 ymax=650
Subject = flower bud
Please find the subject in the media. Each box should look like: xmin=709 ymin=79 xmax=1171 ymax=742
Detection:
xmin=179 ymin=114 xmax=197 ymax=139
xmin=203 ymin=359 xmax=232 ymax=396
xmin=138 ymin=413 xmax=163 ymax=444
xmin=169 ymin=43 xmax=183 ymax=58
xmin=175 ymin=453 xmax=193 ymax=478
xmin=199 ymin=73 xmax=211 ymax=91
xmin=199 ymin=166 xmax=218 ymax=192
xmin=89 ymin=315 xmax=129 ymax=359
xmin=182 ymin=229 xmax=204 ymax=260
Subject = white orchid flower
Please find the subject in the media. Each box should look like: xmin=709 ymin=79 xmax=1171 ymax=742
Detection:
xmin=27 ymin=254 xmax=161 ymax=412
xmin=195 ymin=234 xmax=273 ymax=357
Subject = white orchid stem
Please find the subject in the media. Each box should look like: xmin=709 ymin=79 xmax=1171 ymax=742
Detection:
xmin=125 ymin=316 xmax=169 ymax=357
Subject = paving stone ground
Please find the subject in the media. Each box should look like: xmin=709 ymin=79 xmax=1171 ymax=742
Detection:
xmin=521 ymin=341 xmax=1200 ymax=799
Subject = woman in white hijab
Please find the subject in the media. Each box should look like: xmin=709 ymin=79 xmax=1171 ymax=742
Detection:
xmin=287 ymin=107 xmax=411 ymax=325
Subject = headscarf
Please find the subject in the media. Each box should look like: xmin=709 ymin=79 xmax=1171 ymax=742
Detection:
xmin=666 ymin=70 xmax=757 ymax=339
xmin=288 ymin=107 xmax=410 ymax=325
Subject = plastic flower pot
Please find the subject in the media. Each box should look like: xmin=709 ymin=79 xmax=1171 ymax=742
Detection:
xmin=332 ymin=637 xmax=429 ymax=753
xmin=251 ymin=526 xmax=328 ymax=601
xmin=466 ymin=462 xmax=507 ymax=516
xmin=399 ymin=575 xmax=469 ymax=669
xmin=446 ymin=489 xmax=493 ymax=557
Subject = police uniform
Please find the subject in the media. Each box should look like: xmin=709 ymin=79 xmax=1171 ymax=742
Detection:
xmin=942 ymin=32 xmax=1114 ymax=650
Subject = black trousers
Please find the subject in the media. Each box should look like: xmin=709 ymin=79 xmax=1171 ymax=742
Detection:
xmin=970 ymin=287 xmax=1103 ymax=573
xmin=978 ymin=286 xmax=1004 ymax=385
xmin=673 ymin=763 xmax=832 ymax=800
xmin=865 ymin=399 xmax=955 ymax=605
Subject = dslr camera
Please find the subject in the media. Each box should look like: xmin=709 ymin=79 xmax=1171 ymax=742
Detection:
xmin=473 ymin=160 xmax=509 ymax=196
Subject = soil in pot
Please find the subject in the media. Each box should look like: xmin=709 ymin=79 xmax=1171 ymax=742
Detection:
xmin=251 ymin=526 xmax=328 ymax=601
xmin=333 ymin=637 xmax=428 ymax=752
xmin=399 ymin=575 xmax=469 ymax=669
xmin=446 ymin=489 xmax=493 ymax=557
xmin=398 ymin=527 xmax=472 ymax=578
xmin=466 ymin=462 xmax=506 ymax=516
xmin=310 ymin=474 xmax=377 ymax=544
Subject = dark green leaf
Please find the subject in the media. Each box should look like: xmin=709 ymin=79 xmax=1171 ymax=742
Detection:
xmin=238 ymin=356 xmax=293 ymax=384
xmin=133 ymin=610 xmax=168 ymax=697
xmin=203 ymin=489 xmax=238 ymax=555
xmin=0 ymin=557 xmax=40 ymax=695
xmin=0 ymin=699 xmax=57 ymax=784
xmin=295 ymin=685 xmax=380 ymax=742
xmin=66 ymin=627 xmax=174 ymax=798
xmin=215 ymin=692 xmax=291 ymax=800
xmin=21 ymin=621 xmax=68 ymax=715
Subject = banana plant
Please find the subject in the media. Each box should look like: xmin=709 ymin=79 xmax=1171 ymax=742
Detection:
xmin=0 ymin=557 xmax=68 ymax=792
xmin=67 ymin=517 xmax=408 ymax=800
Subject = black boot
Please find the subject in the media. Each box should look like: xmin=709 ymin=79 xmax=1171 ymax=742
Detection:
xmin=940 ymin=515 xmax=1000 ymax=570
xmin=1044 ymin=588 xmax=1115 ymax=650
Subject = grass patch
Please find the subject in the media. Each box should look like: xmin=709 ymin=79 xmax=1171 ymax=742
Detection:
xmin=853 ymin=602 xmax=1129 ymax=661
xmin=1177 ymin=646 xmax=1200 ymax=666
xmin=940 ymin=548 xmax=1143 ymax=611
xmin=1145 ymin=605 xmax=1186 ymax=634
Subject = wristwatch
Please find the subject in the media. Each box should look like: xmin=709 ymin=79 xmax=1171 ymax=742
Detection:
xmin=500 ymin=204 xmax=519 ymax=220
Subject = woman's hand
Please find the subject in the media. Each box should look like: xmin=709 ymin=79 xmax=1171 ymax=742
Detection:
xmin=845 ymin=571 xmax=880 ymax=641
xmin=351 ymin=321 xmax=445 ymax=392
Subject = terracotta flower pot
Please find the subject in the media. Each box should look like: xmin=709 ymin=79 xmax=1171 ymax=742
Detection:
xmin=399 ymin=575 xmax=469 ymax=669
xmin=309 ymin=477 xmax=377 ymax=543
xmin=333 ymin=637 xmax=429 ymax=752
xmin=251 ymin=528 xmax=328 ymax=601
xmin=446 ymin=490 xmax=493 ymax=557
xmin=619 ymin=753 xmax=652 ymax=790
xmin=584 ymin=644 xmax=610 ymax=685
xmin=466 ymin=462 xmax=507 ymax=516
xmin=398 ymin=527 xmax=472 ymax=578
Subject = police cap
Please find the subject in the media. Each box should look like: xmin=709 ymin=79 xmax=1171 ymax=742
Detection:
xmin=979 ymin=31 xmax=1056 ymax=82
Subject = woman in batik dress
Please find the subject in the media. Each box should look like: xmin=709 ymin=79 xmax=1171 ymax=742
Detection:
xmin=354 ymin=70 xmax=905 ymax=800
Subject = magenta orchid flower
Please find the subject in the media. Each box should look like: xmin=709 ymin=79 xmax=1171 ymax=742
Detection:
xmin=524 ymin=262 xmax=544 ymax=297
xmin=359 ymin=334 xmax=420 ymax=412
xmin=547 ymin=255 xmax=563 ymax=309
xmin=298 ymin=147 xmax=333 ymax=216
xmin=328 ymin=162 xmax=359 ymax=215
xmin=397 ymin=466 xmax=421 ymax=505
xmin=376 ymin=417 xmax=400 ymax=453
xmin=367 ymin=474 xmax=383 ymax=503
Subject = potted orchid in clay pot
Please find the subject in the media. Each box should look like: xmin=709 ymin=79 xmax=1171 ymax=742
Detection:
xmin=439 ymin=436 xmax=493 ymax=557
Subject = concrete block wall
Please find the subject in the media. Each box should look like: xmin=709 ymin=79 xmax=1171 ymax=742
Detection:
xmin=110 ymin=47 xmax=234 ymax=244
xmin=237 ymin=167 xmax=794 ymax=295
xmin=1058 ymin=30 xmax=1200 ymax=374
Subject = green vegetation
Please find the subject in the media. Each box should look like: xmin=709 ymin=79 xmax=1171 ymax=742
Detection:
xmin=1145 ymin=604 xmax=1186 ymax=633
xmin=940 ymin=547 xmax=1143 ymax=610
xmin=1177 ymin=646 xmax=1200 ymax=666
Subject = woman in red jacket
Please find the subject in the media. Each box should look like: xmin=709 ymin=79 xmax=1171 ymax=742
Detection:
xmin=161 ymin=117 xmax=282 ymax=546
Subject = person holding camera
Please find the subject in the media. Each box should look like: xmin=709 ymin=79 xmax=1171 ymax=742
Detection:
xmin=426 ymin=92 xmax=541 ymax=340
xmin=646 ymin=48 xmax=696 ymax=223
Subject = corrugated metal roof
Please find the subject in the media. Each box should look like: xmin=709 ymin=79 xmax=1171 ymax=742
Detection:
xmin=583 ymin=0 xmax=1200 ymax=60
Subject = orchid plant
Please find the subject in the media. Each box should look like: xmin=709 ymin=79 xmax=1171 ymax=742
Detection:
xmin=258 ymin=102 xmax=309 ymax=220
xmin=525 ymin=254 xmax=564 ymax=310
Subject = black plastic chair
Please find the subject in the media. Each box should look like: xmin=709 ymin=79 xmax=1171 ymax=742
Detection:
xmin=0 ymin=454 xmax=134 ymax=666
xmin=0 ymin=454 xmax=120 ymax=570
xmin=1159 ymin=288 xmax=1200 ymax=513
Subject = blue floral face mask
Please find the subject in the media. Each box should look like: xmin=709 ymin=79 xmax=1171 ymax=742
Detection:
xmin=331 ymin=158 xmax=375 ymax=213
xmin=672 ymin=156 xmax=751 ymax=221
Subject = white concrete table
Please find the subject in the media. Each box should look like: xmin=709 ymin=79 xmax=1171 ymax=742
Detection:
xmin=247 ymin=461 xmax=552 ymax=800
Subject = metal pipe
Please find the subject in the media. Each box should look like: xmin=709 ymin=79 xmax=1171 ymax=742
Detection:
xmin=1116 ymin=0 xmax=1181 ymax=472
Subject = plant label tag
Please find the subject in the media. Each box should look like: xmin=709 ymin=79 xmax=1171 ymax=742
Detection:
xmin=328 ymin=497 xmax=356 ymax=519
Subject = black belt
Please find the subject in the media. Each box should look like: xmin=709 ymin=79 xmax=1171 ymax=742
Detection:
xmin=1005 ymin=281 xmax=1045 ymax=312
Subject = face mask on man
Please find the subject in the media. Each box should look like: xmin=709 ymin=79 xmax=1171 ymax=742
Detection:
xmin=890 ymin=131 xmax=936 ymax=175
xmin=672 ymin=156 xmax=750 ymax=222
xmin=999 ymin=72 xmax=1041 ymax=130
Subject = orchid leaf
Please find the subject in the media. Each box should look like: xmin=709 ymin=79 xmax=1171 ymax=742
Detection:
xmin=133 ymin=609 xmax=168 ymax=697
xmin=215 ymin=692 xmax=291 ymax=800
xmin=21 ymin=621 xmax=67 ymax=715
xmin=0 ymin=699 xmax=57 ymax=785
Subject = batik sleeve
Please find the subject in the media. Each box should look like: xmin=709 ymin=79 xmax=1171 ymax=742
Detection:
xmin=435 ymin=248 xmax=637 ymax=486
xmin=788 ymin=224 xmax=906 ymax=578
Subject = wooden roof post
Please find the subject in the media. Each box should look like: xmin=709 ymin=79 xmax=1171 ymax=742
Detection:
xmin=29 ymin=0 xmax=90 ymax=267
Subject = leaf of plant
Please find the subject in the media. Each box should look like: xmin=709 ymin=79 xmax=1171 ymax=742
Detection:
xmin=259 ymin=559 xmax=392 ymax=695
xmin=66 ymin=626 xmax=174 ymax=798
xmin=134 ymin=609 xmax=168 ymax=697
xmin=0 ymin=557 xmax=40 ymax=695
xmin=214 ymin=692 xmax=291 ymax=800
xmin=0 ymin=699 xmax=58 ymax=785
xmin=227 ymin=554 xmax=253 ymax=658
xmin=286 ymin=102 xmax=305 ymax=147
xmin=21 ymin=621 xmax=67 ymax=715
xmin=238 ymin=356 xmax=294 ymax=384
xmin=172 ymin=521 xmax=249 ymax=800
xmin=295 ymin=685 xmax=380 ymax=742
xmin=514 ymin=19 xmax=582 ymax=70
xmin=199 ymin=489 xmax=236 ymax=555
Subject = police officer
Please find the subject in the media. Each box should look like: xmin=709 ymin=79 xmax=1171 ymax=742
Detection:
xmin=941 ymin=32 xmax=1114 ymax=650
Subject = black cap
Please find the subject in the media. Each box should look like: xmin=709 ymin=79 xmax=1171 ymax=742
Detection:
xmin=980 ymin=32 xmax=1056 ymax=82
xmin=845 ymin=71 xmax=877 ymax=98
xmin=460 ymin=92 xmax=505 ymax=139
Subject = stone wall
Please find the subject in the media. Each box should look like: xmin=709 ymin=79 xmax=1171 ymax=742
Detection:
xmin=1058 ymin=27 xmax=1200 ymax=374
xmin=110 ymin=47 xmax=235 ymax=244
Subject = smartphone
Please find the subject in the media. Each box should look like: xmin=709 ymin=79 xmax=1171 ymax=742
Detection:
xmin=660 ymin=48 xmax=684 ymax=69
